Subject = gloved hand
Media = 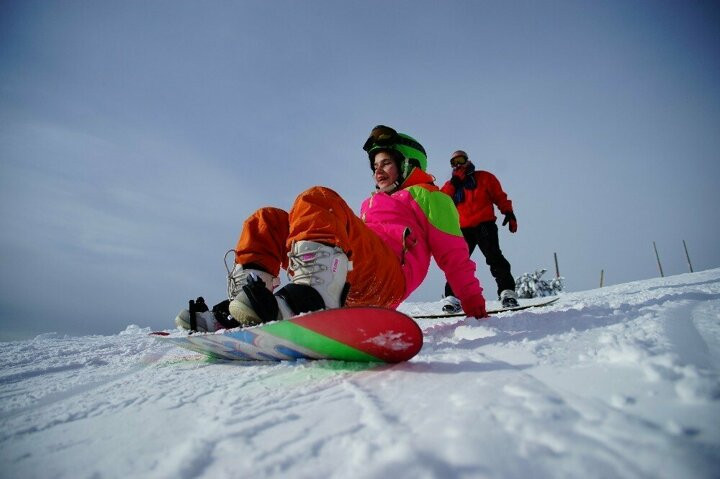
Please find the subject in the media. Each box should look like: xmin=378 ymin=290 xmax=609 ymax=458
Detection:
xmin=461 ymin=294 xmax=488 ymax=319
xmin=502 ymin=211 xmax=517 ymax=233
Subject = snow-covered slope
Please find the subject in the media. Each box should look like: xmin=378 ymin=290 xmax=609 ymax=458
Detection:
xmin=2 ymin=270 xmax=719 ymax=478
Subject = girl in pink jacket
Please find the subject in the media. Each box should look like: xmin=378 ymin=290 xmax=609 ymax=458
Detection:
xmin=360 ymin=125 xmax=487 ymax=318
xmin=175 ymin=125 xmax=487 ymax=332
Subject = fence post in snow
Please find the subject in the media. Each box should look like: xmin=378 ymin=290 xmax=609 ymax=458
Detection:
xmin=653 ymin=241 xmax=664 ymax=278
xmin=554 ymin=252 xmax=560 ymax=278
xmin=600 ymin=269 xmax=604 ymax=287
xmin=683 ymin=240 xmax=694 ymax=273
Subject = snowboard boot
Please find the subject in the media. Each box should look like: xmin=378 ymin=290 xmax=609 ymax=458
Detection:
xmin=227 ymin=263 xmax=279 ymax=300
xmin=282 ymin=240 xmax=352 ymax=312
xmin=175 ymin=297 xmax=241 ymax=332
xmin=441 ymin=295 xmax=462 ymax=313
xmin=226 ymin=266 xmax=281 ymax=327
xmin=500 ymin=289 xmax=519 ymax=308
xmin=229 ymin=241 xmax=352 ymax=326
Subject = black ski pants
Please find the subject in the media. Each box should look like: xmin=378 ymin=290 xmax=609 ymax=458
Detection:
xmin=444 ymin=221 xmax=515 ymax=299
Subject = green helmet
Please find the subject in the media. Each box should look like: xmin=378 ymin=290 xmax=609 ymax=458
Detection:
xmin=363 ymin=125 xmax=428 ymax=176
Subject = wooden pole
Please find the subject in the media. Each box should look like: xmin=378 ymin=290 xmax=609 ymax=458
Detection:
xmin=600 ymin=269 xmax=604 ymax=287
xmin=653 ymin=241 xmax=664 ymax=277
xmin=683 ymin=240 xmax=694 ymax=273
xmin=554 ymin=252 xmax=560 ymax=278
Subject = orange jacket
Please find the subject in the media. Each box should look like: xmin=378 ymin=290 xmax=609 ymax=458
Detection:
xmin=441 ymin=170 xmax=513 ymax=228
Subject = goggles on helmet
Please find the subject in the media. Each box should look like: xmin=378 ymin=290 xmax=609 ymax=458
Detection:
xmin=364 ymin=125 xmax=426 ymax=159
xmin=450 ymin=154 xmax=468 ymax=168
xmin=363 ymin=125 xmax=400 ymax=152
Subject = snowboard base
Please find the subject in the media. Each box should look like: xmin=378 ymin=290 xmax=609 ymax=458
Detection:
xmin=153 ymin=307 xmax=423 ymax=363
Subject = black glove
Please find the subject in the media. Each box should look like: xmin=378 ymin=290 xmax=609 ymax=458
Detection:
xmin=502 ymin=211 xmax=517 ymax=233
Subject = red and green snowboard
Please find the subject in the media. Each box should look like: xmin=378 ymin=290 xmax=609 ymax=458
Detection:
xmin=152 ymin=307 xmax=423 ymax=363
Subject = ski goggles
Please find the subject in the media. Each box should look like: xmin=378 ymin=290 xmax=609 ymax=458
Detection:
xmin=363 ymin=125 xmax=426 ymax=158
xmin=362 ymin=125 xmax=400 ymax=152
xmin=450 ymin=154 xmax=468 ymax=168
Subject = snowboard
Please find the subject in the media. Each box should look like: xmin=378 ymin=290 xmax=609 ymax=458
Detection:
xmin=409 ymin=296 xmax=560 ymax=319
xmin=152 ymin=307 xmax=423 ymax=363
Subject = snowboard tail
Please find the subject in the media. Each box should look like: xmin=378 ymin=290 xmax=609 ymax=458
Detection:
xmin=153 ymin=307 xmax=423 ymax=363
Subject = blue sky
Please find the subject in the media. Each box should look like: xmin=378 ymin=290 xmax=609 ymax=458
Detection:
xmin=1 ymin=0 xmax=719 ymax=339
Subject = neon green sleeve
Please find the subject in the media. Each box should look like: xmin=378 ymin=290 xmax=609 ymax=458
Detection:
xmin=408 ymin=186 xmax=463 ymax=237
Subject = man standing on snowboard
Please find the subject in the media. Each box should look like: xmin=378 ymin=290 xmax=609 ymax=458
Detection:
xmin=440 ymin=149 xmax=519 ymax=312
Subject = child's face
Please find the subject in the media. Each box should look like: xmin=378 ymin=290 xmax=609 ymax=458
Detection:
xmin=373 ymin=151 xmax=400 ymax=190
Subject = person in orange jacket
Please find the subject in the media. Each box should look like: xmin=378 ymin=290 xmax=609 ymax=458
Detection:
xmin=440 ymin=150 xmax=519 ymax=311
xmin=174 ymin=127 xmax=488 ymax=332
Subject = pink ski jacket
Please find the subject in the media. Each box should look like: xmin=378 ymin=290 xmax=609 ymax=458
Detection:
xmin=360 ymin=168 xmax=486 ymax=315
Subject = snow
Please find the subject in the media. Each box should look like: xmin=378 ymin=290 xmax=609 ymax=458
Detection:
xmin=2 ymin=270 xmax=720 ymax=478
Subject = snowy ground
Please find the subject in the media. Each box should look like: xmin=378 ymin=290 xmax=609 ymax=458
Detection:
xmin=1 ymin=269 xmax=719 ymax=479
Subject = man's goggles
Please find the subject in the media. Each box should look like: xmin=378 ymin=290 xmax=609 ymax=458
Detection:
xmin=450 ymin=155 xmax=468 ymax=168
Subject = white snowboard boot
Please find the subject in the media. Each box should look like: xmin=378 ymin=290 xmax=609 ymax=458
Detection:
xmin=500 ymin=289 xmax=519 ymax=308
xmin=283 ymin=240 xmax=351 ymax=311
xmin=229 ymin=241 xmax=352 ymax=326
xmin=441 ymin=295 xmax=462 ymax=313
xmin=175 ymin=297 xmax=228 ymax=332
xmin=175 ymin=309 xmax=222 ymax=332
xmin=227 ymin=264 xmax=279 ymax=301
xmin=227 ymin=265 xmax=280 ymax=327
